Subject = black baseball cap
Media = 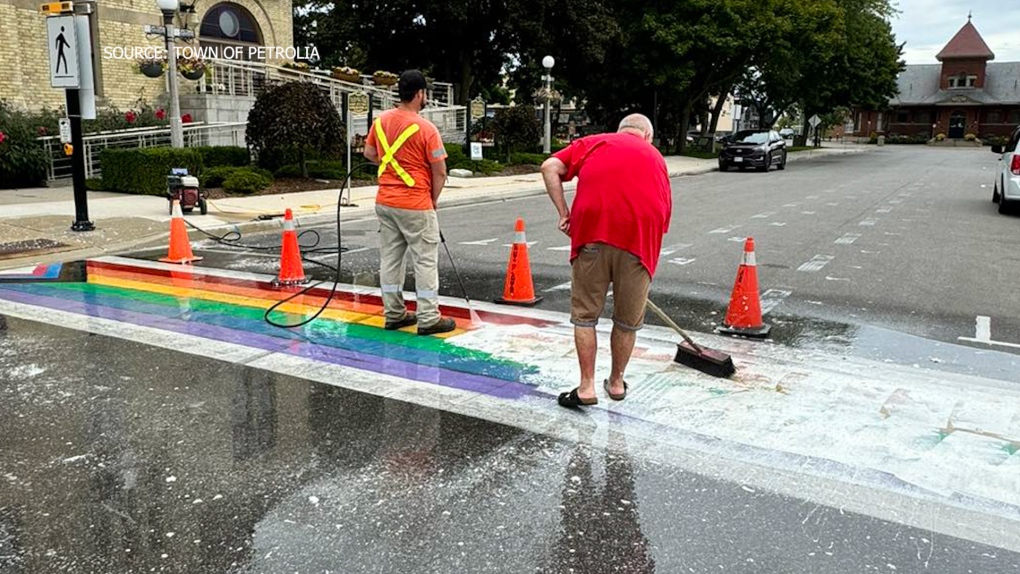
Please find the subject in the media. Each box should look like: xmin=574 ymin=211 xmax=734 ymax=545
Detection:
xmin=398 ymin=70 xmax=428 ymax=102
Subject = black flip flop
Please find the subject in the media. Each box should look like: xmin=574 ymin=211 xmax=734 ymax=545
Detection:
xmin=603 ymin=379 xmax=628 ymax=401
xmin=558 ymin=388 xmax=598 ymax=409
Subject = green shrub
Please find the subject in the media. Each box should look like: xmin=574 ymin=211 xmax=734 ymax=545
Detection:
xmin=100 ymin=147 xmax=203 ymax=195
xmin=509 ymin=152 xmax=547 ymax=165
xmin=222 ymin=168 xmax=272 ymax=194
xmin=444 ymin=146 xmax=502 ymax=174
xmin=491 ymin=105 xmax=541 ymax=161
xmin=200 ymin=166 xmax=240 ymax=188
xmin=274 ymin=160 xmax=349 ymax=179
xmin=85 ymin=177 xmax=104 ymax=191
xmin=247 ymin=82 xmax=345 ymax=174
xmin=194 ymin=146 xmax=249 ymax=168
xmin=0 ymin=100 xmax=50 ymax=188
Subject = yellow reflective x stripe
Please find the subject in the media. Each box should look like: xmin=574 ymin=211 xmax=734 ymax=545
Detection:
xmin=375 ymin=120 xmax=421 ymax=187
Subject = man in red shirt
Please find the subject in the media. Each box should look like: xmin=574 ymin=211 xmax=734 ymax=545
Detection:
xmin=541 ymin=113 xmax=672 ymax=408
xmin=364 ymin=70 xmax=456 ymax=336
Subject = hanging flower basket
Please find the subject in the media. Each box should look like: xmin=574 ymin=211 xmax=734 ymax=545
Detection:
xmin=178 ymin=57 xmax=207 ymax=81
xmin=372 ymin=71 xmax=398 ymax=86
xmin=138 ymin=60 xmax=165 ymax=78
xmin=332 ymin=66 xmax=361 ymax=83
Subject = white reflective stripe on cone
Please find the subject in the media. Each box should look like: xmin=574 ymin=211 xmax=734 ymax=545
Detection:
xmin=283 ymin=219 xmax=295 ymax=232
xmin=171 ymin=201 xmax=183 ymax=218
xmin=514 ymin=232 xmax=527 ymax=243
xmin=743 ymin=252 xmax=757 ymax=266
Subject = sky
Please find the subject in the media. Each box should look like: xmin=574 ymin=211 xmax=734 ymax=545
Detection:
xmin=892 ymin=0 xmax=1020 ymax=64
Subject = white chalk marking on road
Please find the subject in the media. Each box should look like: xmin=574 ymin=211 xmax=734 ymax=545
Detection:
xmin=751 ymin=212 xmax=776 ymax=219
xmin=877 ymin=208 xmax=892 ymax=213
xmin=825 ymin=276 xmax=851 ymax=282
xmin=889 ymin=199 xmax=903 ymax=204
xmin=760 ymin=289 xmax=792 ymax=316
xmin=826 ymin=202 xmax=840 ymax=206
xmin=502 ymin=241 xmax=538 ymax=248
xmin=459 ymin=238 xmax=499 ymax=246
xmin=798 ymin=255 xmax=834 ymax=273
xmin=770 ymin=222 xmax=787 ymax=227
xmin=860 ymin=250 xmax=881 ymax=254
xmin=958 ymin=316 xmax=1020 ymax=349
xmin=542 ymin=282 xmax=572 ymax=293
xmin=547 ymin=245 xmax=572 ymax=251
xmin=709 ymin=226 xmax=740 ymax=234
xmin=801 ymin=211 xmax=817 ymax=215
xmin=835 ymin=233 xmax=861 ymax=245
xmin=859 ymin=219 xmax=878 ymax=227
xmin=668 ymin=257 xmax=697 ymax=266
xmin=660 ymin=243 xmax=693 ymax=255
xmin=806 ymin=195 xmax=820 ymax=199
xmin=728 ymin=236 xmax=748 ymax=242
xmin=883 ymin=232 xmax=902 ymax=236
xmin=783 ymin=203 xmax=800 ymax=208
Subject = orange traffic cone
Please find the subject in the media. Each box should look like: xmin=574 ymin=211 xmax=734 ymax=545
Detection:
xmin=717 ymin=237 xmax=771 ymax=338
xmin=274 ymin=208 xmax=307 ymax=286
xmin=160 ymin=200 xmax=202 ymax=264
xmin=495 ymin=218 xmax=542 ymax=307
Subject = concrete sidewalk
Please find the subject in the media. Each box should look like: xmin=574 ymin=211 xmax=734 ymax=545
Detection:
xmin=0 ymin=144 xmax=867 ymax=269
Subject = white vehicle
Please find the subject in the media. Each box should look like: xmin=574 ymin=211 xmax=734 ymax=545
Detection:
xmin=991 ymin=125 xmax=1020 ymax=215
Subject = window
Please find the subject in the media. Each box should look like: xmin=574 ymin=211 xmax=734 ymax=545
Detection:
xmin=987 ymin=111 xmax=1004 ymax=124
xmin=1010 ymin=110 xmax=1020 ymax=125
xmin=896 ymin=112 xmax=909 ymax=123
xmin=914 ymin=111 xmax=931 ymax=124
xmin=947 ymin=73 xmax=975 ymax=89
xmin=967 ymin=75 xmax=977 ymax=87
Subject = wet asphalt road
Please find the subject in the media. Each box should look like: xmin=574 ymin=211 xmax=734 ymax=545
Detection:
xmin=2 ymin=316 xmax=1019 ymax=573
xmin=179 ymin=145 xmax=1020 ymax=383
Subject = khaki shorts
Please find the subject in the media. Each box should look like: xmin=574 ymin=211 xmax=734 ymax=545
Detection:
xmin=570 ymin=243 xmax=651 ymax=331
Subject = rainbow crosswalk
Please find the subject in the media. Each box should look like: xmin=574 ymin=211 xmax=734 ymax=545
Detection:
xmin=0 ymin=257 xmax=549 ymax=399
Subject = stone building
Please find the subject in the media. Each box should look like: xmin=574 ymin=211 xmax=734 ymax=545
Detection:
xmin=0 ymin=0 xmax=293 ymax=111
xmin=853 ymin=18 xmax=1020 ymax=140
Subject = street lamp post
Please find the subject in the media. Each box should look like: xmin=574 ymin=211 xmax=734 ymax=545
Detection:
xmin=156 ymin=0 xmax=184 ymax=148
xmin=542 ymin=55 xmax=555 ymax=154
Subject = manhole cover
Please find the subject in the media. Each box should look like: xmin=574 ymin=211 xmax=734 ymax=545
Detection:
xmin=0 ymin=239 xmax=71 ymax=260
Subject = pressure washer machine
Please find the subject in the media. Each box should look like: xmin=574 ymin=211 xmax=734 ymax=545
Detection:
xmin=167 ymin=168 xmax=207 ymax=215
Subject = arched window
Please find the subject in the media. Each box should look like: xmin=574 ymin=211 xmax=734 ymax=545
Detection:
xmin=199 ymin=3 xmax=263 ymax=60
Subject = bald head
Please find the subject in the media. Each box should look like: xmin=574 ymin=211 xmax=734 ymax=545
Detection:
xmin=618 ymin=113 xmax=654 ymax=143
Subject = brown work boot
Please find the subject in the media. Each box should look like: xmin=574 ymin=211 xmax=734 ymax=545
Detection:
xmin=384 ymin=313 xmax=417 ymax=330
xmin=417 ymin=317 xmax=456 ymax=336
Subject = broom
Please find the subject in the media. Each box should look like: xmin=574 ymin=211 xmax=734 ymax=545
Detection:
xmin=646 ymin=299 xmax=736 ymax=378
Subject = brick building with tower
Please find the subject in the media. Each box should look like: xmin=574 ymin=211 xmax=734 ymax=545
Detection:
xmin=853 ymin=18 xmax=1020 ymax=141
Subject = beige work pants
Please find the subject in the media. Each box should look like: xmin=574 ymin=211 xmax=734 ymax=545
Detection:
xmin=375 ymin=204 xmax=442 ymax=327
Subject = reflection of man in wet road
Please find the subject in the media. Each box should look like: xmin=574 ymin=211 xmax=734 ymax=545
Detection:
xmin=541 ymin=114 xmax=672 ymax=409
xmin=55 ymin=27 xmax=71 ymax=74
xmin=547 ymin=429 xmax=655 ymax=573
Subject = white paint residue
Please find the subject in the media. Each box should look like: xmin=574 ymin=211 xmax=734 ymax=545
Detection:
xmin=458 ymin=238 xmax=498 ymax=246
xmin=62 ymin=454 xmax=88 ymax=464
xmin=668 ymin=257 xmax=697 ymax=266
xmin=309 ymin=496 xmax=320 ymax=505
xmin=798 ymin=255 xmax=834 ymax=272
xmin=834 ymin=234 xmax=861 ymax=245
xmin=165 ymin=476 xmax=177 ymax=483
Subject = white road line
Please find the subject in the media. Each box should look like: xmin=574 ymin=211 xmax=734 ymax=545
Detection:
xmin=709 ymin=226 xmax=740 ymax=234
xmin=806 ymin=195 xmax=820 ymax=199
xmin=668 ymin=257 xmax=697 ymax=266
xmin=728 ymin=236 xmax=747 ymax=242
xmin=859 ymin=219 xmax=878 ymax=227
xmin=342 ymin=247 xmax=372 ymax=255
xmin=826 ymin=202 xmax=840 ymax=206
xmin=825 ymin=276 xmax=851 ymax=281
xmin=958 ymin=316 xmax=1020 ymax=349
xmin=770 ymin=222 xmax=787 ymax=227
xmin=751 ymin=212 xmax=776 ymax=219
xmin=889 ymin=199 xmax=903 ymax=204
xmin=860 ymin=250 xmax=881 ymax=254
xmin=798 ymin=255 xmax=834 ymax=272
xmin=542 ymin=282 xmax=572 ymax=293
xmin=502 ymin=241 xmax=538 ymax=248
xmin=760 ymin=289 xmax=792 ymax=316
xmin=783 ymin=203 xmax=800 ymax=208
xmin=801 ymin=211 xmax=817 ymax=215
xmin=835 ymin=233 xmax=861 ymax=245
xmin=660 ymin=243 xmax=693 ymax=255
xmin=459 ymin=238 xmax=499 ymax=246
xmin=876 ymin=208 xmax=892 ymax=213
xmin=198 ymin=248 xmax=279 ymax=258
xmin=547 ymin=245 xmax=571 ymax=251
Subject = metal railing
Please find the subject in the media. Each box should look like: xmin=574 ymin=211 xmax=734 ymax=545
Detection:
xmin=38 ymin=122 xmax=246 ymax=182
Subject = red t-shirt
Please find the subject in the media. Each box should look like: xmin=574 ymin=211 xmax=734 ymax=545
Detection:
xmin=553 ymin=133 xmax=672 ymax=277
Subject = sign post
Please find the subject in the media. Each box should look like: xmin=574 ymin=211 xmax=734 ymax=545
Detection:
xmin=809 ymin=114 xmax=822 ymax=148
xmin=45 ymin=2 xmax=95 ymax=231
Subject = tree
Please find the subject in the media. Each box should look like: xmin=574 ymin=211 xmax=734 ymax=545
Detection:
xmin=246 ymin=82 xmax=345 ymax=176
xmin=491 ymin=105 xmax=541 ymax=161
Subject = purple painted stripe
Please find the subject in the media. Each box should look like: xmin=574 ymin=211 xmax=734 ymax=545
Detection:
xmin=0 ymin=288 xmax=543 ymax=400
